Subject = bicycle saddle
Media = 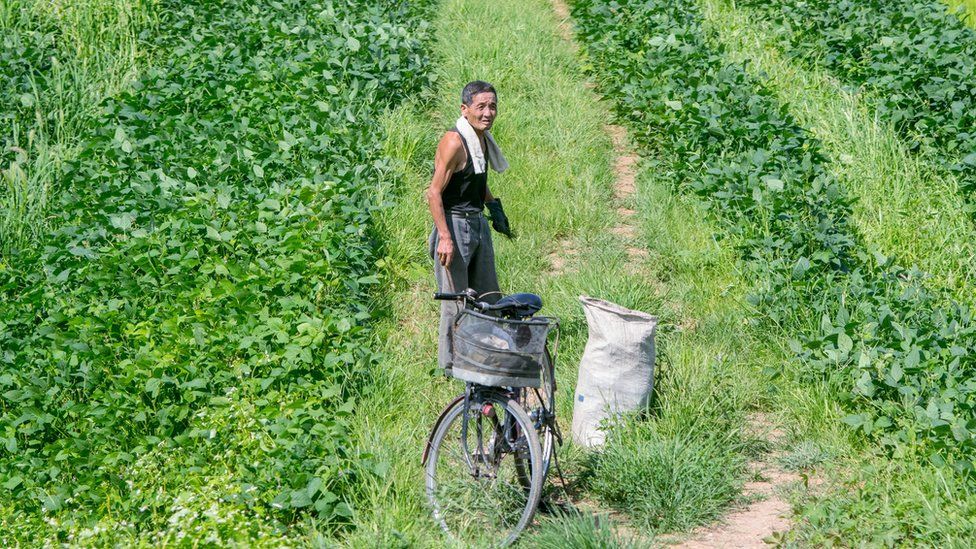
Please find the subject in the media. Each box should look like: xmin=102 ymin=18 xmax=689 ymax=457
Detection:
xmin=486 ymin=293 xmax=543 ymax=318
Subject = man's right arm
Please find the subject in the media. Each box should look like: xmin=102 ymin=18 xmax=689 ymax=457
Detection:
xmin=426 ymin=133 xmax=464 ymax=267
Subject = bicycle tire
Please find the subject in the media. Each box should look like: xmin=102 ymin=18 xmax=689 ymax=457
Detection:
xmin=425 ymin=392 xmax=544 ymax=547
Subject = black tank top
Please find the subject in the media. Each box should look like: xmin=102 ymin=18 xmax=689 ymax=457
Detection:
xmin=441 ymin=128 xmax=487 ymax=213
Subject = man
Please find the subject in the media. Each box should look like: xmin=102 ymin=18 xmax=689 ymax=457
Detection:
xmin=427 ymin=80 xmax=512 ymax=374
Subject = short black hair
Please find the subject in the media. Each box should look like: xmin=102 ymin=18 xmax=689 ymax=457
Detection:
xmin=461 ymin=81 xmax=497 ymax=105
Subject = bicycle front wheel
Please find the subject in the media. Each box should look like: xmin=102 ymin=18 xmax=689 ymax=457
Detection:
xmin=425 ymin=392 xmax=544 ymax=547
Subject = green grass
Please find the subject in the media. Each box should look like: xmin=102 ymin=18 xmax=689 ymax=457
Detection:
xmin=345 ymin=0 xmax=812 ymax=543
xmin=945 ymin=0 xmax=976 ymax=27
xmin=520 ymin=512 xmax=640 ymax=548
xmin=697 ymin=0 xmax=976 ymax=305
xmin=0 ymin=0 xmax=157 ymax=253
xmin=590 ymin=418 xmax=746 ymax=533
xmin=693 ymin=0 xmax=976 ymax=544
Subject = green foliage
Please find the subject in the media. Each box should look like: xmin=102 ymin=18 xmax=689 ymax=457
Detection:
xmin=0 ymin=0 xmax=158 ymax=251
xmin=0 ymin=0 xmax=435 ymax=542
xmin=571 ymin=0 xmax=976 ymax=490
xmin=737 ymin=0 xmax=976 ymax=211
xmin=786 ymin=456 xmax=976 ymax=546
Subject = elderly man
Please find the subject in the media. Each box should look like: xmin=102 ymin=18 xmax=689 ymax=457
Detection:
xmin=426 ymin=80 xmax=512 ymax=374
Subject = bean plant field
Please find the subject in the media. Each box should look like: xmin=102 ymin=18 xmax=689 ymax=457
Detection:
xmin=4 ymin=0 xmax=976 ymax=545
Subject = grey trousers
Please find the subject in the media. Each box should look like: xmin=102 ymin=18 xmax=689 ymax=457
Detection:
xmin=429 ymin=212 xmax=500 ymax=372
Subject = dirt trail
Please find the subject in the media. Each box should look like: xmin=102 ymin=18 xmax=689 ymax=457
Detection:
xmin=554 ymin=0 xmax=648 ymax=271
xmin=549 ymin=1 xmax=797 ymax=546
xmin=671 ymin=414 xmax=797 ymax=548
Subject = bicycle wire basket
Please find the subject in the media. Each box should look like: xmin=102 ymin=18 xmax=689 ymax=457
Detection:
xmin=449 ymin=309 xmax=553 ymax=388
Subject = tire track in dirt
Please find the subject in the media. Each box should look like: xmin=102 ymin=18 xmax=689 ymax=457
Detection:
xmin=550 ymin=1 xmax=799 ymax=546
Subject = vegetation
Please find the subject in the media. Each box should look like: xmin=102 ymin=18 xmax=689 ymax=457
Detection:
xmin=696 ymin=0 xmax=976 ymax=304
xmin=1 ymin=0 xmax=158 ymax=253
xmin=591 ymin=419 xmax=746 ymax=533
xmin=0 ymin=0 xmax=436 ymax=543
xmin=6 ymin=0 xmax=976 ymax=544
xmin=946 ymin=0 xmax=976 ymax=26
xmin=571 ymin=0 xmax=976 ymax=544
xmin=738 ymin=0 xmax=976 ymax=213
xmin=520 ymin=512 xmax=639 ymax=548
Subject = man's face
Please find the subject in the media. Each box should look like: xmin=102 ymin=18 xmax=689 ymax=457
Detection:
xmin=461 ymin=91 xmax=498 ymax=132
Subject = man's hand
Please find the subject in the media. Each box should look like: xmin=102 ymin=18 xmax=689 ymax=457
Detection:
xmin=486 ymin=198 xmax=514 ymax=238
xmin=436 ymin=235 xmax=454 ymax=267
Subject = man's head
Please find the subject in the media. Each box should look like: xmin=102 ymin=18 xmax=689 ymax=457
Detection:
xmin=460 ymin=80 xmax=497 ymax=133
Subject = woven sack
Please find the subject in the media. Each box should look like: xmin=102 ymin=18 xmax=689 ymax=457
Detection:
xmin=571 ymin=296 xmax=658 ymax=447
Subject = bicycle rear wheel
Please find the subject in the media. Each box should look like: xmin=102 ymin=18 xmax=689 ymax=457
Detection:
xmin=425 ymin=392 xmax=544 ymax=547
xmin=517 ymin=347 xmax=555 ymax=480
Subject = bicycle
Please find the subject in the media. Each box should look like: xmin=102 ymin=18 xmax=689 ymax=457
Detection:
xmin=422 ymin=288 xmax=561 ymax=547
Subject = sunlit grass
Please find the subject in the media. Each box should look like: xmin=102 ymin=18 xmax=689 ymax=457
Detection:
xmin=945 ymin=0 xmax=976 ymax=27
xmin=699 ymin=0 xmax=976 ymax=544
xmin=698 ymin=0 xmax=976 ymax=307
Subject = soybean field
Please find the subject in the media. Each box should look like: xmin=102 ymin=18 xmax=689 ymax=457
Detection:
xmin=4 ymin=0 xmax=976 ymax=546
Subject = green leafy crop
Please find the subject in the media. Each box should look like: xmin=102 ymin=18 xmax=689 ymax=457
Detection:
xmin=571 ymin=0 xmax=976 ymax=491
xmin=737 ymin=0 xmax=976 ymax=213
xmin=0 ymin=0 xmax=435 ymax=543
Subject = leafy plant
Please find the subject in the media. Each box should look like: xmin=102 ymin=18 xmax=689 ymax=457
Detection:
xmin=737 ymin=0 xmax=976 ymax=214
xmin=0 ymin=0 xmax=436 ymax=543
xmin=571 ymin=0 xmax=976 ymax=496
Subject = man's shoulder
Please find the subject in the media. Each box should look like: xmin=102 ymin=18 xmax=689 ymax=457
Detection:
xmin=438 ymin=130 xmax=464 ymax=153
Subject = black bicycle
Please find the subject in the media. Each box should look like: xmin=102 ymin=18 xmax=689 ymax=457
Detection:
xmin=422 ymin=289 xmax=560 ymax=547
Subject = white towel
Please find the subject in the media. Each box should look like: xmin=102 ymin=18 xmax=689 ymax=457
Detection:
xmin=455 ymin=116 xmax=509 ymax=174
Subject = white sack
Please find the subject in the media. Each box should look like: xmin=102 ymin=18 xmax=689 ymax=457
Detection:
xmin=571 ymin=296 xmax=658 ymax=447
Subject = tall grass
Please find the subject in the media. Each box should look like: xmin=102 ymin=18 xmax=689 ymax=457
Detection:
xmin=945 ymin=0 xmax=976 ymax=27
xmin=0 ymin=0 xmax=157 ymax=253
xmin=521 ymin=512 xmax=640 ymax=548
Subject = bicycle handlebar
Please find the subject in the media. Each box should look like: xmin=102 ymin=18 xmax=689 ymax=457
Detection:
xmin=433 ymin=292 xmax=467 ymax=300
xmin=433 ymin=289 xmax=490 ymax=312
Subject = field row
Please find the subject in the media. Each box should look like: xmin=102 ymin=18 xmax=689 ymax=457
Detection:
xmin=740 ymin=0 xmax=976 ymax=212
xmin=571 ymin=0 xmax=976 ymax=503
xmin=0 ymin=0 xmax=436 ymax=543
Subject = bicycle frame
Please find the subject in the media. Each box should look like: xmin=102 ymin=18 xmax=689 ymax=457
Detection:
xmin=423 ymin=289 xmax=562 ymax=470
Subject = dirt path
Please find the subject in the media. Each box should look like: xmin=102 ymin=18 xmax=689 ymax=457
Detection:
xmin=671 ymin=414 xmax=797 ymax=548
xmin=550 ymin=1 xmax=798 ymax=546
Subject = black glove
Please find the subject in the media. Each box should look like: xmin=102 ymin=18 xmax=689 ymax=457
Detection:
xmin=485 ymin=198 xmax=514 ymax=238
